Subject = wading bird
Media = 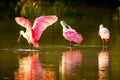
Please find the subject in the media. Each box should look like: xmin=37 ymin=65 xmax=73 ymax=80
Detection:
xmin=60 ymin=21 xmax=83 ymax=47
xmin=98 ymin=24 xmax=110 ymax=47
xmin=15 ymin=15 xmax=58 ymax=49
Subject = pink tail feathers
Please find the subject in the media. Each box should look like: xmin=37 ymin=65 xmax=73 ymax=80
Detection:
xmin=33 ymin=40 xmax=39 ymax=47
xmin=105 ymin=39 xmax=109 ymax=42
xmin=77 ymin=34 xmax=83 ymax=44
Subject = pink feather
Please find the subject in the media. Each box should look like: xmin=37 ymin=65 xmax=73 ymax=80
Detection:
xmin=15 ymin=17 xmax=32 ymax=30
xmin=32 ymin=15 xmax=58 ymax=40
xmin=63 ymin=29 xmax=83 ymax=44
xmin=60 ymin=21 xmax=83 ymax=45
xmin=15 ymin=15 xmax=58 ymax=48
xmin=99 ymin=24 xmax=110 ymax=41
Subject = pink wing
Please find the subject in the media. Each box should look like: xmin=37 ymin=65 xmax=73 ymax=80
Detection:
xmin=15 ymin=17 xmax=32 ymax=30
xmin=32 ymin=15 xmax=58 ymax=40
xmin=64 ymin=29 xmax=83 ymax=44
xmin=103 ymin=28 xmax=110 ymax=39
xmin=99 ymin=27 xmax=110 ymax=39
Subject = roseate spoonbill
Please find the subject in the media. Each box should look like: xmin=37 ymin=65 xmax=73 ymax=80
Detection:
xmin=15 ymin=15 xmax=58 ymax=49
xmin=98 ymin=24 xmax=110 ymax=47
xmin=60 ymin=21 xmax=83 ymax=47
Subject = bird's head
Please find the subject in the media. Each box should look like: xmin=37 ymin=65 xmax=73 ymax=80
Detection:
xmin=99 ymin=24 xmax=104 ymax=29
xmin=60 ymin=21 xmax=71 ymax=31
xmin=20 ymin=30 xmax=24 ymax=35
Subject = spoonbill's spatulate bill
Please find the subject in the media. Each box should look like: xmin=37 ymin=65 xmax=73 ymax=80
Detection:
xmin=98 ymin=24 xmax=110 ymax=47
xmin=60 ymin=21 xmax=83 ymax=47
xmin=15 ymin=15 xmax=58 ymax=49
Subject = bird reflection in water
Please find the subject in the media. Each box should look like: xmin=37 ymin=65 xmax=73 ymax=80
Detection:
xmin=61 ymin=49 xmax=82 ymax=80
xmin=98 ymin=49 xmax=109 ymax=80
xmin=14 ymin=52 xmax=56 ymax=80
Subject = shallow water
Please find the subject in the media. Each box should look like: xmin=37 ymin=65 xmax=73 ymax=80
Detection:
xmin=0 ymin=43 xmax=120 ymax=80
xmin=0 ymin=6 xmax=120 ymax=80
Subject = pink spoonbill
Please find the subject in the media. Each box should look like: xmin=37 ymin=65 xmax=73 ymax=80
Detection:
xmin=60 ymin=21 xmax=83 ymax=47
xmin=98 ymin=24 xmax=110 ymax=47
xmin=15 ymin=15 xmax=58 ymax=49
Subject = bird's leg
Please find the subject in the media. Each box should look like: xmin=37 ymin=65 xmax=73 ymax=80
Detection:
xmin=102 ymin=39 xmax=104 ymax=50
xmin=105 ymin=41 xmax=108 ymax=51
xmin=29 ymin=44 xmax=33 ymax=51
xmin=70 ymin=46 xmax=72 ymax=51
xmin=106 ymin=41 xmax=107 ymax=47
xmin=70 ymin=41 xmax=73 ymax=48
xmin=17 ymin=34 xmax=22 ymax=42
xmin=106 ymin=40 xmax=108 ymax=47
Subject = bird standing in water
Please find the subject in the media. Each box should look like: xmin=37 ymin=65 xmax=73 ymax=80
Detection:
xmin=15 ymin=15 xmax=58 ymax=49
xmin=98 ymin=24 xmax=110 ymax=47
xmin=60 ymin=21 xmax=83 ymax=47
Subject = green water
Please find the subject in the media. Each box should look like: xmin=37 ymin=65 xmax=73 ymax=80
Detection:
xmin=0 ymin=6 xmax=120 ymax=80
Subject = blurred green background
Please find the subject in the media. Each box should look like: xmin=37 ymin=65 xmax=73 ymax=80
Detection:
xmin=0 ymin=0 xmax=120 ymax=19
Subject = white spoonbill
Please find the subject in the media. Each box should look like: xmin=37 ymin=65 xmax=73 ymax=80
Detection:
xmin=98 ymin=24 xmax=110 ymax=47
